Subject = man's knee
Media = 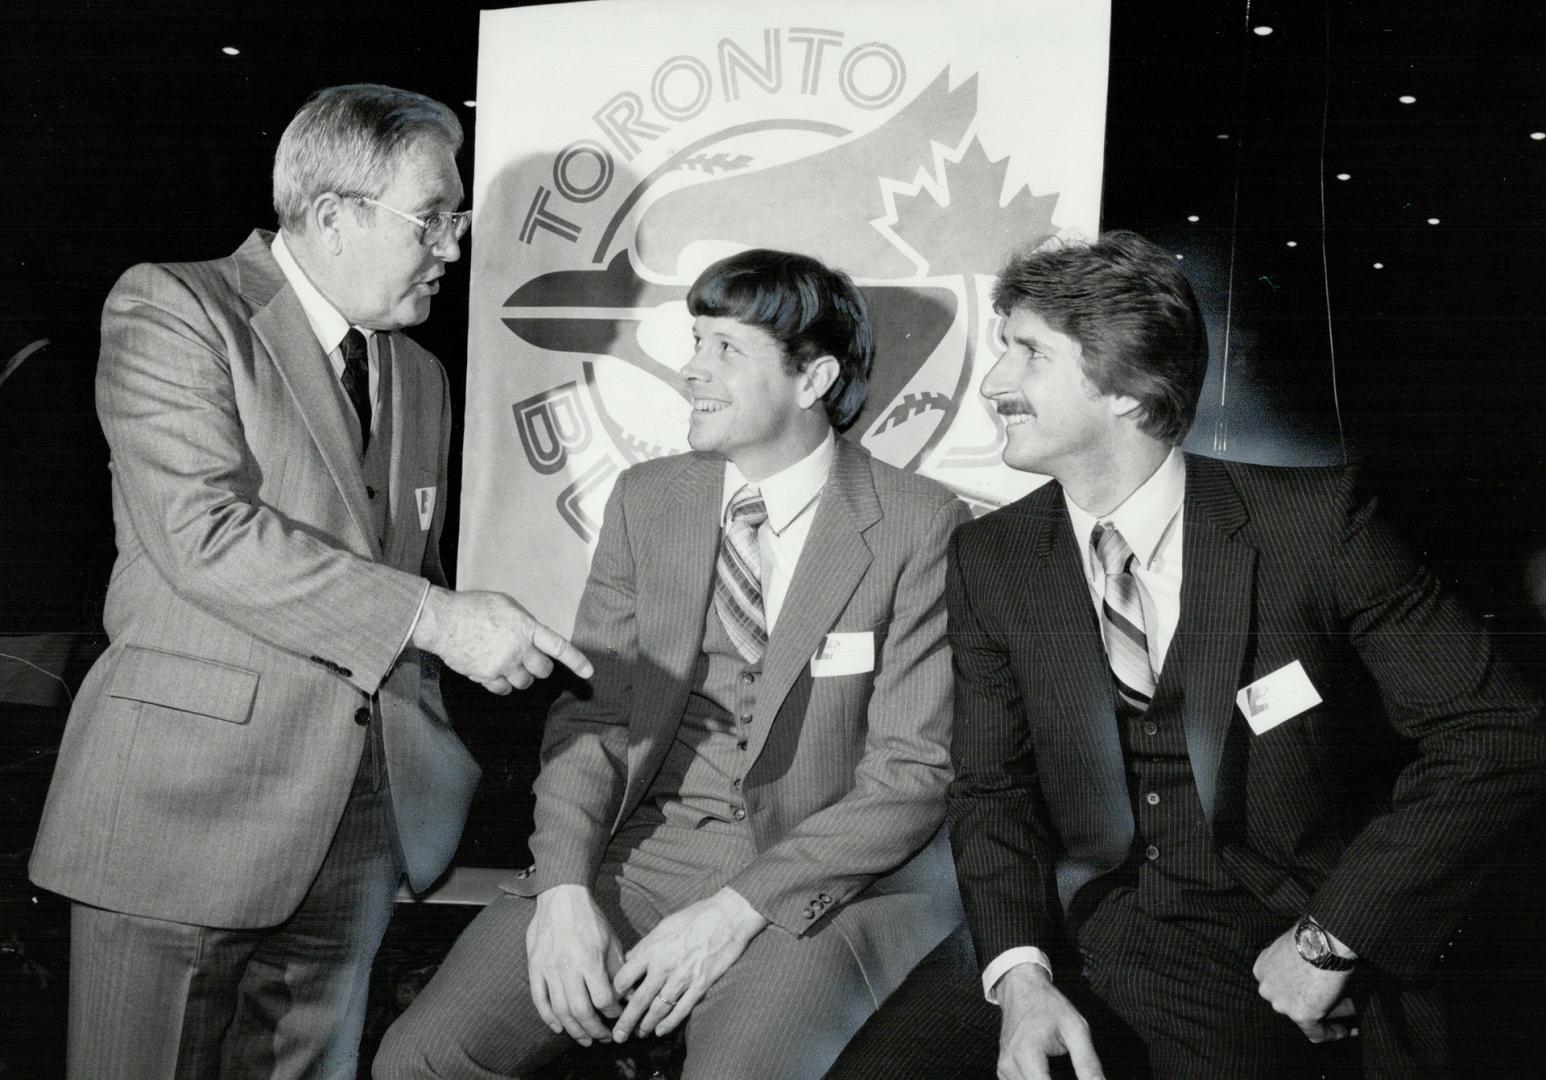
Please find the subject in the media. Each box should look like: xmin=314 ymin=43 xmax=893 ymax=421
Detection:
xmin=371 ymin=1017 xmax=440 ymax=1080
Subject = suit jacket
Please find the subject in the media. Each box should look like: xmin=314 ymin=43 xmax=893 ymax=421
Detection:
xmin=507 ymin=438 xmax=969 ymax=958
xmin=30 ymin=230 xmax=480 ymax=928
xmin=947 ymin=456 xmax=1546 ymax=1029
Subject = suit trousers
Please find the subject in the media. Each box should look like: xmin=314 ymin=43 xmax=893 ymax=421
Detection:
xmin=374 ymin=816 xmax=900 ymax=1080
xmin=67 ymin=732 xmax=403 ymax=1080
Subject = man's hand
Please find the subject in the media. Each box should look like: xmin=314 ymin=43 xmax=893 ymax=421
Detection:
xmin=527 ymin=885 xmax=625 ymax=1046
xmin=994 ymin=964 xmax=1106 ymax=1080
xmin=609 ymin=887 xmax=768 ymax=1042
xmin=412 ymin=587 xmax=593 ymax=693
xmin=1252 ymin=925 xmax=1358 ymax=1043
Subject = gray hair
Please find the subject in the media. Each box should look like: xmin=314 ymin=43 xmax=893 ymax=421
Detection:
xmin=272 ymin=83 xmax=463 ymax=232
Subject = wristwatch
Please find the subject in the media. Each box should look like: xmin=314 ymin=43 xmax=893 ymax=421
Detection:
xmin=1294 ymin=915 xmax=1357 ymax=971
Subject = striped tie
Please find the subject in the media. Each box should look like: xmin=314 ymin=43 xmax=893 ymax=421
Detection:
xmin=1092 ymin=522 xmax=1155 ymax=715
xmin=715 ymin=486 xmax=769 ymax=663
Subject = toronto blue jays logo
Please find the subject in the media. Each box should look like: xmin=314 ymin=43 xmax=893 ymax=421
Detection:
xmin=495 ymin=28 xmax=1060 ymax=542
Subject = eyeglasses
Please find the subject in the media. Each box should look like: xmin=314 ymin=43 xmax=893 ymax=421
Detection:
xmin=346 ymin=194 xmax=471 ymax=247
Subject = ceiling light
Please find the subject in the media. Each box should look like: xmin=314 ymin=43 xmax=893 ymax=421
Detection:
xmin=1335 ymin=172 xmax=1351 ymax=181
xmin=1373 ymin=262 xmax=1384 ymax=269
xmin=1187 ymin=215 xmax=1200 ymax=222
xmin=221 ymin=46 xmax=240 ymax=56
xmin=463 ymin=100 xmax=477 ymax=108
xmin=1427 ymin=217 xmax=1440 ymax=225
xmin=1531 ymin=132 xmax=1545 ymax=141
xmin=1398 ymin=95 xmax=1417 ymax=104
xmin=1253 ymin=26 xmax=1274 ymax=36
xmin=1286 ymin=241 xmax=1298 ymax=248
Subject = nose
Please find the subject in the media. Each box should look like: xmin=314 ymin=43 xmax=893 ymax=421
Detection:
xmin=979 ymin=350 xmax=1018 ymax=400
xmin=431 ymin=232 xmax=463 ymax=263
xmin=681 ymin=341 xmax=712 ymax=386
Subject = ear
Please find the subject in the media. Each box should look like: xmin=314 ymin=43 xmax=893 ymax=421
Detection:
xmin=1106 ymin=392 xmax=1145 ymax=422
xmin=309 ymin=192 xmax=350 ymax=255
xmin=797 ymin=355 xmax=840 ymax=410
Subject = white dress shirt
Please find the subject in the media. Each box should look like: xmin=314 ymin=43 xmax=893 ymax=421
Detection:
xmin=981 ymin=448 xmax=1187 ymax=1002
xmin=719 ymin=430 xmax=835 ymax=631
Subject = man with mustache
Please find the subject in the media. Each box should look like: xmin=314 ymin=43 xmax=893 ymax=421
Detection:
xmin=833 ymin=229 xmax=1546 ymax=1079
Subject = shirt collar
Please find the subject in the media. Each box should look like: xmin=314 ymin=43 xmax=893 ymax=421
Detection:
xmin=721 ymin=429 xmax=835 ymax=534
xmin=1065 ymin=447 xmax=1185 ymax=571
xmin=271 ymin=230 xmax=373 ymax=355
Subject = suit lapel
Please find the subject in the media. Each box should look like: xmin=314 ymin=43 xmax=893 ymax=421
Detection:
xmin=381 ymin=333 xmax=419 ymax=570
xmin=238 ymin=232 xmax=377 ymax=557
xmin=1019 ymin=489 xmax=1135 ymax=858
xmin=625 ymin=454 xmax=721 ymax=792
xmin=746 ymin=438 xmax=877 ymax=763
xmin=1176 ymin=454 xmax=1255 ymax=836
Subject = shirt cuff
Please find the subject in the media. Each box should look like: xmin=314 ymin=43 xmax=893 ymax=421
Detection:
xmin=982 ymin=947 xmax=1055 ymax=1004
xmin=398 ymin=580 xmax=433 ymax=661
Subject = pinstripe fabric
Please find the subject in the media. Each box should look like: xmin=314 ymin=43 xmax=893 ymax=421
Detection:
xmin=33 ymin=229 xmax=478 ymax=926
xmin=946 ymin=453 xmax=1546 ymax=1075
xmin=713 ymin=485 xmax=769 ymax=661
xmin=383 ymin=439 xmax=970 ymax=1079
xmin=1091 ymin=523 xmax=1155 ymax=714
xmin=34 ymin=229 xmax=479 ymax=1079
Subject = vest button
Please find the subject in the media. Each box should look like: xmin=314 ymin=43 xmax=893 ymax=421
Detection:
xmin=740 ymin=713 xmax=753 ymax=725
xmin=741 ymin=672 xmax=756 ymax=685
xmin=732 ymin=777 xmax=742 ymax=789
xmin=354 ymin=707 xmax=371 ymax=726
xmin=1145 ymin=844 xmax=1160 ymax=861
xmin=732 ymin=807 xmax=746 ymax=821
xmin=1142 ymin=720 xmax=1159 ymax=736
xmin=1145 ymin=791 xmax=1160 ymax=806
xmin=737 ymin=739 xmax=749 ymax=751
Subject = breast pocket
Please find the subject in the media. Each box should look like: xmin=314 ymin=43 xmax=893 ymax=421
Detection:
xmin=107 ymin=644 xmax=260 ymax=724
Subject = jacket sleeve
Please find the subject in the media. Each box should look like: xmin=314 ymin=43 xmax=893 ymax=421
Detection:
xmin=524 ymin=471 xmax=636 ymax=891
xmin=1308 ymin=467 xmax=1546 ymax=981
xmin=945 ymin=523 xmax=1069 ymax=974
xmin=728 ymin=496 xmax=970 ymax=935
xmin=97 ymin=261 xmax=432 ymax=694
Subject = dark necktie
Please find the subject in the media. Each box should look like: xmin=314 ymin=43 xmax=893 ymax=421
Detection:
xmin=714 ymin=485 xmax=770 ymax=663
xmin=1092 ymin=522 xmax=1156 ymax=714
xmin=339 ymin=328 xmax=372 ymax=453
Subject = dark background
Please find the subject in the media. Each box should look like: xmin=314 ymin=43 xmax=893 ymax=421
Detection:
xmin=3 ymin=0 xmax=1545 ymax=1076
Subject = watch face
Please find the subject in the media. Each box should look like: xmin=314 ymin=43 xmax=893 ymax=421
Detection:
xmin=1297 ymin=921 xmax=1330 ymax=960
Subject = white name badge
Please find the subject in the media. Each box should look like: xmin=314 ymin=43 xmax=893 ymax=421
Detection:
xmin=415 ymin=486 xmax=437 ymax=531
xmin=810 ymin=631 xmax=875 ymax=678
xmin=1236 ymin=660 xmax=1323 ymax=735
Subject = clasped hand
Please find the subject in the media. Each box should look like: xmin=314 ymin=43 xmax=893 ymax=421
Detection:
xmin=524 ymin=884 xmax=766 ymax=1048
xmin=1252 ymin=926 xmax=1358 ymax=1043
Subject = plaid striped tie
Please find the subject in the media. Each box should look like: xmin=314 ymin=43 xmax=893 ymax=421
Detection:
xmin=1092 ymin=522 xmax=1155 ymax=715
xmin=715 ymin=486 xmax=769 ymax=663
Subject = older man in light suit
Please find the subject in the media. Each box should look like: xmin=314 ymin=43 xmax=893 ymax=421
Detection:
xmin=30 ymin=84 xmax=590 ymax=1080
xmin=374 ymin=249 xmax=969 ymax=1080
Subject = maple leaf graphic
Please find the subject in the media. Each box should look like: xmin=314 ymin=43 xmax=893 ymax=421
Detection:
xmin=882 ymin=139 xmax=1060 ymax=470
xmin=888 ymin=138 xmax=1059 ymax=276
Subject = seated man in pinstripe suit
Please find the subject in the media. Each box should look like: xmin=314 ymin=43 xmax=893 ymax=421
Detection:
xmin=831 ymin=230 xmax=1546 ymax=1079
xmin=375 ymin=249 xmax=970 ymax=1080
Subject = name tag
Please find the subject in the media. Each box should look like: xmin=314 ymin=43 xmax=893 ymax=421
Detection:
xmin=810 ymin=631 xmax=875 ymax=678
xmin=1236 ymin=660 xmax=1323 ymax=735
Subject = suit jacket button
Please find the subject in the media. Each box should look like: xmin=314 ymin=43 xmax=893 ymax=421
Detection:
xmin=818 ymin=892 xmax=832 ymax=904
xmin=354 ymin=707 xmax=371 ymax=726
xmin=803 ymin=907 xmax=815 ymax=920
xmin=732 ymin=807 xmax=746 ymax=821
